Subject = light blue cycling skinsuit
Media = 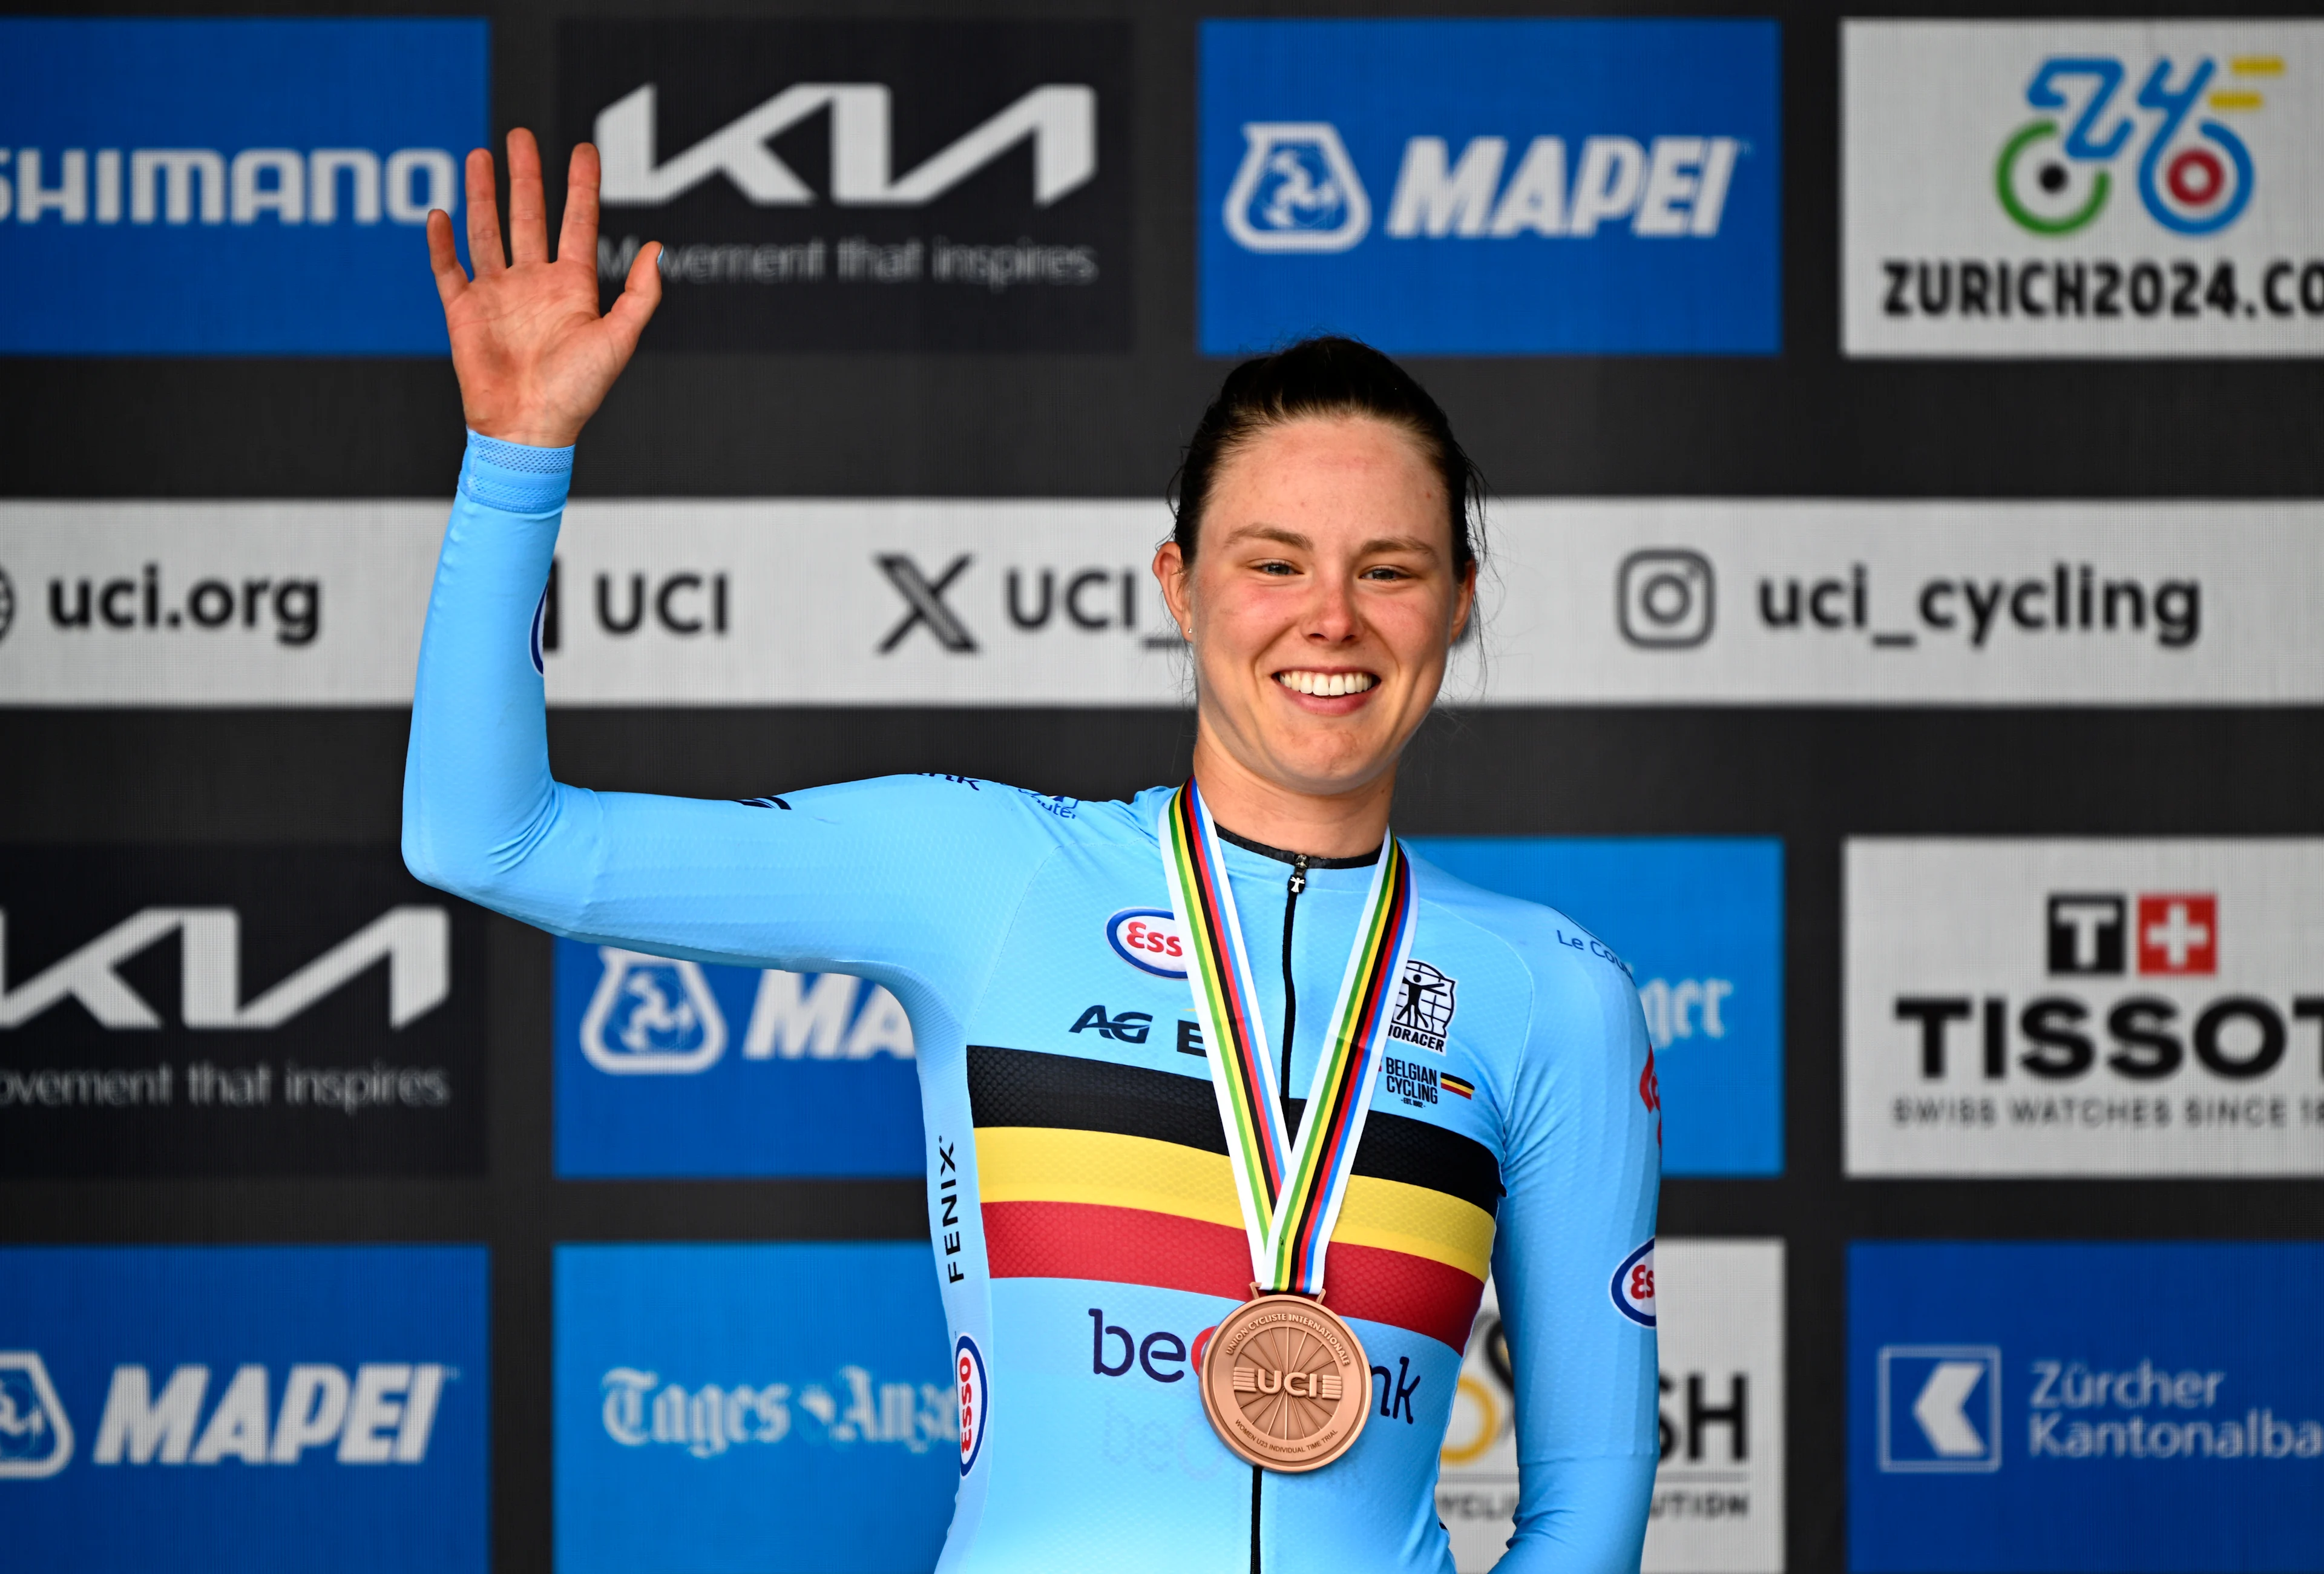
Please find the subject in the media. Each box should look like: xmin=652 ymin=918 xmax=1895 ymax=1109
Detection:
xmin=404 ymin=435 xmax=1662 ymax=1574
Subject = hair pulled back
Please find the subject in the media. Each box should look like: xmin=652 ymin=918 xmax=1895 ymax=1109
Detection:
xmin=1170 ymin=335 xmax=1483 ymax=577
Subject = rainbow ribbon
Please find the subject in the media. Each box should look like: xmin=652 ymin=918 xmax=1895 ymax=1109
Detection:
xmin=1160 ymin=780 xmax=1416 ymax=1297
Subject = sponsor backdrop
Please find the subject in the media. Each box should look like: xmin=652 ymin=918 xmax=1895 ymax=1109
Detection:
xmin=2 ymin=4 xmax=2319 ymax=1574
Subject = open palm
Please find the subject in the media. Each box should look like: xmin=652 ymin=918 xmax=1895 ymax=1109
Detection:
xmin=427 ymin=129 xmax=661 ymax=449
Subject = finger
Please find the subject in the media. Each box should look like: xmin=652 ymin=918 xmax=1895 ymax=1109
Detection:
xmin=464 ymin=147 xmax=504 ymax=275
xmin=557 ymin=142 xmax=602 ymax=267
xmin=601 ymin=240 xmax=664 ymax=353
xmin=506 ymin=127 xmax=548 ymax=266
xmin=425 ymin=210 xmax=470 ymax=306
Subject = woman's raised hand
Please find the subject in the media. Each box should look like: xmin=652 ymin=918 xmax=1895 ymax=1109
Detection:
xmin=426 ymin=129 xmax=661 ymax=449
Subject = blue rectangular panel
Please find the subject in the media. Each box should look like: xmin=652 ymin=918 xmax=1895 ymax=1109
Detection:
xmin=1199 ymin=19 xmax=1782 ymax=355
xmin=0 ymin=19 xmax=486 ymax=354
xmin=554 ymin=1243 xmax=955 ymax=1574
xmin=1408 ymin=837 xmax=1784 ymax=1175
xmin=0 ymin=1245 xmax=487 ymax=1574
xmin=1851 ymin=1243 xmax=2324 ymax=1572
xmin=554 ymin=940 xmax=924 ymax=1177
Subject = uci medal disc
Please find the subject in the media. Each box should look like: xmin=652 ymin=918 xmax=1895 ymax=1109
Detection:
xmin=1200 ymin=1292 xmax=1369 ymax=1472
xmin=1160 ymin=782 xmax=1419 ymax=1477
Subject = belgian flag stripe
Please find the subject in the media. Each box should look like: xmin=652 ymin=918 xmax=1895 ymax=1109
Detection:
xmin=974 ymin=1124 xmax=1495 ymax=1280
xmin=967 ymin=1046 xmax=1500 ymax=1217
xmin=980 ymin=1199 xmax=1485 ymax=1352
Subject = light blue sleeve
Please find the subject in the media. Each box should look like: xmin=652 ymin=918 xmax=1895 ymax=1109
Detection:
xmin=1488 ymin=935 xmax=1663 ymax=1574
xmin=401 ymin=432 xmax=1058 ymax=1015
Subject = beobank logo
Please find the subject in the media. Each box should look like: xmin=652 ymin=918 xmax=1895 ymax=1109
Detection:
xmin=1997 ymin=53 xmax=2272 ymax=239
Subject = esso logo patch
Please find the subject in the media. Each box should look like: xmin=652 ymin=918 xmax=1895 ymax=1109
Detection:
xmin=956 ymin=1334 xmax=989 ymax=1476
xmin=1610 ymin=1239 xmax=1656 ymax=1327
xmin=1108 ymin=908 xmax=1187 ymax=977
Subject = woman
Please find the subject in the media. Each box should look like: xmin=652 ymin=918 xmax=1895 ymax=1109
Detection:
xmin=410 ymin=133 xmax=1658 ymax=1574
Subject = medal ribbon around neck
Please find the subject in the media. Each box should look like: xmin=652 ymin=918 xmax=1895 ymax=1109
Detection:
xmin=1160 ymin=780 xmax=1417 ymax=1297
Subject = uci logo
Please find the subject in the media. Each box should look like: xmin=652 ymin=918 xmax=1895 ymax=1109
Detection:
xmin=1997 ymin=53 xmax=2273 ymax=237
xmin=1106 ymin=909 xmax=1187 ymax=977
xmin=579 ymin=947 xmax=727 ymax=1074
xmin=1223 ymin=123 xmax=1370 ymax=252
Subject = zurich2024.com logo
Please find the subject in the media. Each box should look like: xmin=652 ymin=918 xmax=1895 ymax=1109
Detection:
xmin=1998 ymin=53 xmax=2275 ymax=237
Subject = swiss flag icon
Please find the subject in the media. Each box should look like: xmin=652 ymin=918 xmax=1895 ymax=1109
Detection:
xmin=2136 ymin=894 xmax=2217 ymax=976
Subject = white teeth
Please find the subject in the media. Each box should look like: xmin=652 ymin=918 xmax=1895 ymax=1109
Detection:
xmin=1276 ymin=670 xmax=1376 ymax=697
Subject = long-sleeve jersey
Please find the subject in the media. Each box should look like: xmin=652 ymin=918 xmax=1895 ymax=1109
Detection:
xmin=404 ymin=433 xmax=1663 ymax=1574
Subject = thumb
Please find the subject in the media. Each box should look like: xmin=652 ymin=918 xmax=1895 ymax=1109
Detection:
xmin=602 ymin=240 xmax=663 ymax=351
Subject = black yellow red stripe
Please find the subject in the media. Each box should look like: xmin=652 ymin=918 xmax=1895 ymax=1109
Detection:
xmin=969 ymin=1047 xmax=1498 ymax=1351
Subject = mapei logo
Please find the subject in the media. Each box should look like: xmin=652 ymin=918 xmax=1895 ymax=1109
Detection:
xmin=0 ymin=907 xmax=447 ymax=1032
xmin=1224 ymin=122 xmax=1745 ymax=254
xmin=2047 ymin=892 xmax=2217 ymax=977
xmin=1997 ymin=53 xmax=2276 ymax=238
xmin=1877 ymin=1345 xmax=2003 ymax=1472
xmin=595 ymin=81 xmax=1095 ymax=210
xmin=577 ymin=949 xmax=914 ymax=1074
xmin=1 ymin=1359 xmax=455 ymax=1475
xmin=0 ymin=1352 xmax=72 ymax=1478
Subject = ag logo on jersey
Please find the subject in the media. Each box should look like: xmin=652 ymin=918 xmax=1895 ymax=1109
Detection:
xmin=0 ymin=1352 xmax=74 ymax=1478
xmin=1387 ymin=958 xmax=1457 ymax=1052
xmin=1610 ymin=1239 xmax=1656 ymax=1327
xmin=579 ymin=949 xmax=727 ymax=1074
xmin=1106 ymin=909 xmax=1187 ymax=978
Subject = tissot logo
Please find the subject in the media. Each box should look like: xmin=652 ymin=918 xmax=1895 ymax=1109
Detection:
xmin=559 ymin=20 xmax=1131 ymax=352
xmin=0 ymin=849 xmax=485 ymax=1177
xmin=1848 ymin=840 xmax=2324 ymax=1177
xmin=2048 ymin=892 xmax=2217 ymax=976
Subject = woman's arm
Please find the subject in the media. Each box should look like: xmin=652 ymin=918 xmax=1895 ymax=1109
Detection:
xmin=402 ymin=438 xmax=1055 ymax=1001
xmin=404 ymin=132 xmax=1052 ymax=1007
xmin=1489 ymin=943 xmax=1664 ymax=1574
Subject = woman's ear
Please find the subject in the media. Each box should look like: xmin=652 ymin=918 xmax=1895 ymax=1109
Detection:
xmin=1449 ymin=559 xmax=1477 ymax=644
xmin=1154 ymin=541 xmax=1194 ymax=642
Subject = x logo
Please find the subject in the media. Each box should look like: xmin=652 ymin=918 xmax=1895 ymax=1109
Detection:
xmin=875 ymin=553 xmax=978 ymax=654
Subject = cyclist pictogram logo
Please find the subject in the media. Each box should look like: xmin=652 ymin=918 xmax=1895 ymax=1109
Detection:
xmin=1997 ymin=53 xmax=2277 ymax=237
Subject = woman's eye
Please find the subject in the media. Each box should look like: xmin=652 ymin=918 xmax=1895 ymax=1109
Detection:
xmin=1256 ymin=561 xmax=1298 ymax=576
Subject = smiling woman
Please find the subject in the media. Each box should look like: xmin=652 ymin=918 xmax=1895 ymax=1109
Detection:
xmin=404 ymin=132 xmax=1658 ymax=1574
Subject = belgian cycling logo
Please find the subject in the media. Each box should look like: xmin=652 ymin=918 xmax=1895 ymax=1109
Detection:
xmin=579 ymin=947 xmax=728 ymax=1074
xmin=0 ymin=1352 xmax=73 ymax=1478
xmin=1223 ymin=123 xmax=1371 ymax=252
xmin=1997 ymin=53 xmax=2275 ymax=237
xmin=1388 ymin=958 xmax=1457 ymax=1053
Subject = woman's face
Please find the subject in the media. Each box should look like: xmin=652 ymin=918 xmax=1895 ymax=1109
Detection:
xmin=1155 ymin=414 xmax=1474 ymax=804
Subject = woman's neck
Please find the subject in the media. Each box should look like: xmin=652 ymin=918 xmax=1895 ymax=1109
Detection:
xmin=1187 ymin=735 xmax=1394 ymax=860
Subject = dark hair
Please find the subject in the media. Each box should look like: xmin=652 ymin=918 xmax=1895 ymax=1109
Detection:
xmin=1169 ymin=335 xmax=1483 ymax=577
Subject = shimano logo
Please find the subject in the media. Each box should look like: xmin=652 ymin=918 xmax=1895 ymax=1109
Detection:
xmin=0 ymin=145 xmax=453 ymax=228
xmin=597 ymin=82 xmax=1095 ymax=209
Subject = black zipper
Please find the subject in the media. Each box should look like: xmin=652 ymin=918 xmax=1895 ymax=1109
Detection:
xmin=1255 ymin=851 xmax=1310 ymax=1574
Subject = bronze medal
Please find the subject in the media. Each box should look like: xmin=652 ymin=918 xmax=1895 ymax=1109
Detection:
xmin=1199 ymin=1292 xmax=1370 ymax=1472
